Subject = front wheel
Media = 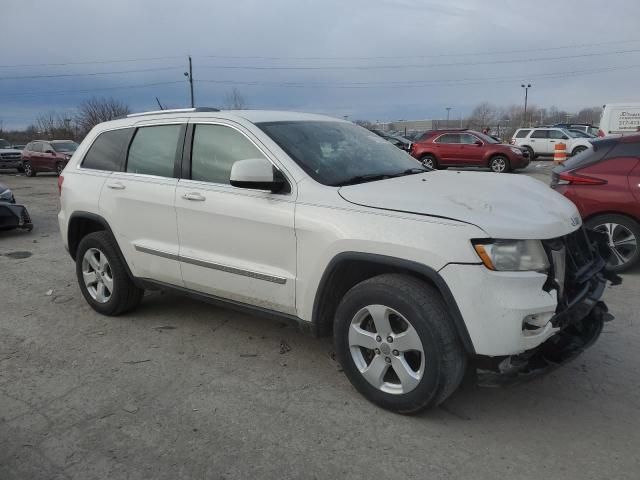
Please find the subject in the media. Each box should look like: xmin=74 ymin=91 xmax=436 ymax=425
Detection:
xmin=586 ymin=214 xmax=640 ymax=272
xmin=333 ymin=274 xmax=466 ymax=414
xmin=23 ymin=161 xmax=36 ymax=177
xmin=76 ymin=231 xmax=144 ymax=315
xmin=489 ymin=155 xmax=510 ymax=173
xmin=420 ymin=154 xmax=437 ymax=169
xmin=55 ymin=162 xmax=64 ymax=176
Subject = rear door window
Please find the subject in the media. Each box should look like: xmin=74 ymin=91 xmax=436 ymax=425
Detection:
xmin=82 ymin=128 xmax=133 ymax=171
xmin=515 ymin=129 xmax=531 ymax=138
xmin=126 ymin=125 xmax=183 ymax=177
xmin=530 ymin=130 xmax=549 ymax=139
xmin=435 ymin=133 xmax=461 ymax=144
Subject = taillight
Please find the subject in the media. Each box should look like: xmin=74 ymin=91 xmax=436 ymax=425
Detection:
xmin=57 ymin=175 xmax=64 ymax=196
xmin=557 ymin=171 xmax=606 ymax=186
xmin=597 ymin=129 xmax=605 ymax=137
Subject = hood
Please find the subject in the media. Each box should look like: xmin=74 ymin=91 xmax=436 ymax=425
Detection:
xmin=338 ymin=170 xmax=581 ymax=239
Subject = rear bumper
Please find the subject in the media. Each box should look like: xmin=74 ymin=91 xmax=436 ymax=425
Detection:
xmin=0 ymin=203 xmax=33 ymax=231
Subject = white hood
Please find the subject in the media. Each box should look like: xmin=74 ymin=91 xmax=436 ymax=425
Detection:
xmin=338 ymin=171 xmax=581 ymax=239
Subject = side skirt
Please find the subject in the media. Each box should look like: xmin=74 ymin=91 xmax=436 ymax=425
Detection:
xmin=136 ymin=278 xmax=316 ymax=336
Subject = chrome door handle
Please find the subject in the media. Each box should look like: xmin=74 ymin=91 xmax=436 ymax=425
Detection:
xmin=182 ymin=192 xmax=205 ymax=201
xmin=107 ymin=182 xmax=125 ymax=190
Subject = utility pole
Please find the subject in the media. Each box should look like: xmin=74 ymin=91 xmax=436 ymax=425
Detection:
xmin=184 ymin=56 xmax=195 ymax=108
xmin=446 ymin=107 xmax=452 ymax=124
xmin=521 ymin=84 xmax=531 ymax=126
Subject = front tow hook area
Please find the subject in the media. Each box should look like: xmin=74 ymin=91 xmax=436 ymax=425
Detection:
xmin=475 ymin=301 xmax=611 ymax=387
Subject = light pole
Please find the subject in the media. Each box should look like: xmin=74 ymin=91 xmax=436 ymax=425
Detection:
xmin=445 ymin=107 xmax=452 ymax=124
xmin=521 ymin=84 xmax=531 ymax=126
xmin=184 ymin=56 xmax=194 ymax=108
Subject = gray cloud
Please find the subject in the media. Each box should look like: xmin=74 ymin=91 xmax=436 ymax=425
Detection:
xmin=1 ymin=0 xmax=639 ymax=128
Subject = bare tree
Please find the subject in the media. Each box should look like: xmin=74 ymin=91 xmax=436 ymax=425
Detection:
xmin=468 ymin=102 xmax=497 ymax=130
xmin=223 ymin=88 xmax=248 ymax=110
xmin=75 ymin=97 xmax=130 ymax=136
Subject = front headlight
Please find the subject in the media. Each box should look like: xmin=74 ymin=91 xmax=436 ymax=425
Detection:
xmin=472 ymin=239 xmax=549 ymax=272
xmin=0 ymin=188 xmax=13 ymax=201
xmin=510 ymin=147 xmax=523 ymax=155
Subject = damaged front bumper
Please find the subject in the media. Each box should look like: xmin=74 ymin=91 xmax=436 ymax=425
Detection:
xmin=0 ymin=203 xmax=33 ymax=231
xmin=476 ymin=227 xmax=620 ymax=386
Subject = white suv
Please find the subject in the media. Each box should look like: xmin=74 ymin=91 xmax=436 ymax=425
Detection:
xmin=511 ymin=127 xmax=593 ymax=158
xmin=58 ymin=108 xmax=615 ymax=413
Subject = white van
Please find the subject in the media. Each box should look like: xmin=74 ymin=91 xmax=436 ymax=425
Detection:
xmin=598 ymin=103 xmax=640 ymax=137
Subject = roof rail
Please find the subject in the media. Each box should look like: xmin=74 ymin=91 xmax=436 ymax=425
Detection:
xmin=127 ymin=107 xmax=220 ymax=118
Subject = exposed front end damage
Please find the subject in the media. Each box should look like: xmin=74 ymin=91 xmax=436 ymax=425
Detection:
xmin=476 ymin=227 xmax=620 ymax=386
xmin=0 ymin=203 xmax=33 ymax=232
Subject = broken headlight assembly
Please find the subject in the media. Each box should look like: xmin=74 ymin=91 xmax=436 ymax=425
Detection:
xmin=472 ymin=239 xmax=550 ymax=272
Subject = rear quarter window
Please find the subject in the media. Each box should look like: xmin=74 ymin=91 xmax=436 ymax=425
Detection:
xmin=515 ymin=129 xmax=531 ymax=138
xmin=81 ymin=128 xmax=133 ymax=172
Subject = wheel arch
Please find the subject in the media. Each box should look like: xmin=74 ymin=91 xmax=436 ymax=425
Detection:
xmin=583 ymin=210 xmax=640 ymax=226
xmin=311 ymin=252 xmax=475 ymax=355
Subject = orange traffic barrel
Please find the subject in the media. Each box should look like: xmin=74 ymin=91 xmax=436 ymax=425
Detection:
xmin=554 ymin=143 xmax=567 ymax=164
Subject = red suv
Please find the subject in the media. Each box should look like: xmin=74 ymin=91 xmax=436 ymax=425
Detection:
xmin=410 ymin=129 xmax=530 ymax=173
xmin=21 ymin=140 xmax=79 ymax=177
xmin=551 ymin=134 xmax=640 ymax=271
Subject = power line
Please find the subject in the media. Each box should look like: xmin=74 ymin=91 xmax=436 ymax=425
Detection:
xmin=0 ymin=81 xmax=184 ymax=98
xmin=0 ymin=55 xmax=185 ymax=69
xmin=197 ymin=48 xmax=640 ymax=71
xmin=200 ymin=38 xmax=640 ymax=61
xmin=0 ymin=66 xmax=184 ymax=81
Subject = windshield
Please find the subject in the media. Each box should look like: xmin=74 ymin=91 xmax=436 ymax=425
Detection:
xmin=475 ymin=132 xmax=501 ymax=144
xmin=0 ymin=139 xmax=10 ymax=149
xmin=258 ymin=121 xmax=423 ymax=186
xmin=52 ymin=141 xmax=79 ymax=152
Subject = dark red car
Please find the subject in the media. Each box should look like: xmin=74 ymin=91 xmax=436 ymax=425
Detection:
xmin=551 ymin=134 xmax=640 ymax=271
xmin=21 ymin=139 xmax=79 ymax=177
xmin=410 ymin=129 xmax=530 ymax=173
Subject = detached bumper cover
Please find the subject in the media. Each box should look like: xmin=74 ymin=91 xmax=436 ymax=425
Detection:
xmin=0 ymin=203 xmax=33 ymax=231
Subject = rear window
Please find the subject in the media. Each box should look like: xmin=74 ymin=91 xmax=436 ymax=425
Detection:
xmin=557 ymin=140 xmax=615 ymax=171
xmin=82 ymin=128 xmax=133 ymax=171
xmin=515 ymin=129 xmax=531 ymax=138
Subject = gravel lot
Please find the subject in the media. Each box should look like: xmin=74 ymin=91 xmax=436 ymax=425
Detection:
xmin=1 ymin=163 xmax=639 ymax=480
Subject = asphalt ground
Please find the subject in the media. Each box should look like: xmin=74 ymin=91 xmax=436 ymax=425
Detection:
xmin=1 ymin=162 xmax=638 ymax=479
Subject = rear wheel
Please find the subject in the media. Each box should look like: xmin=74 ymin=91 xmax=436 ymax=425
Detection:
xmin=586 ymin=214 xmax=640 ymax=272
xmin=76 ymin=231 xmax=144 ymax=315
xmin=489 ymin=155 xmax=510 ymax=173
xmin=420 ymin=154 xmax=437 ymax=169
xmin=23 ymin=161 xmax=35 ymax=177
xmin=333 ymin=274 xmax=466 ymax=414
xmin=572 ymin=146 xmax=588 ymax=156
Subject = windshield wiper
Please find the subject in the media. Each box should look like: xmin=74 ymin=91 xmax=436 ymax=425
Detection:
xmin=333 ymin=167 xmax=430 ymax=187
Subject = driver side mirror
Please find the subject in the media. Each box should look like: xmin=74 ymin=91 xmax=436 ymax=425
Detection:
xmin=46 ymin=150 xmax=55 ymax=154
xmin=230 ymin=158 xmax=285 ymax=193
xmin=474 ymin=140 xmax=483 ymax=146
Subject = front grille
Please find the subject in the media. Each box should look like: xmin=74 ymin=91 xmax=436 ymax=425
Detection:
xmin=543 ymin=227 xmax=601 ymax=308
xmin=0 ymin=153 xmax=21 ymax=160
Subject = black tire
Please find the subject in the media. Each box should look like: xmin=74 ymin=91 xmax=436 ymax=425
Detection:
xmin=333 ymin=274 xmax=467 ymax=414
xmin=55 ymin=162 xmax=64 ymax=176
xmin=524 ymin=146 xmax=535 ymax=160
xmin=585 ymin=214 xmax=640 ymax=272
xmin=16 ymin=166 xmax=24 ymax=173
xmin=23 ymin=161 xmax=36 ymax=177
xmin=419 ymin=154 xmax=438 ymax=169
xmin=489 ymin=155 xmax=510 ymax=173
xmin=75 ymin=231 xmax=144 ymax=315
xmin=572 ymin=146 xmax=588 ymax=156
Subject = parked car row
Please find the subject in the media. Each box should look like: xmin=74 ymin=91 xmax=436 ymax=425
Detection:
xmin=0 ymin=138 xmax=78 ymax=176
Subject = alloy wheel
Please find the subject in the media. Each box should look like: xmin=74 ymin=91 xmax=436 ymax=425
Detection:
xmin=594 ymin=222 xmax=638 ymax=268
xmin=490 ymin=157 xmax=507 ymax=173
xmin=81 ymin=248 xmax=114 ymax=303
xmin=421 ymin=157 xmax=435 ymax=169
xmin=348 ymin=304 xmax=425 ymax=394
xmin=23 ymin=162 xmax=32 ymax=176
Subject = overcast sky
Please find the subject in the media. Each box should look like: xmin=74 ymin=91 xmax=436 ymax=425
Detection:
xmin=2 ymin=0 xmax=640 ymax=129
